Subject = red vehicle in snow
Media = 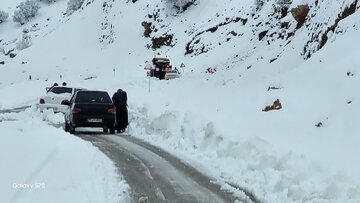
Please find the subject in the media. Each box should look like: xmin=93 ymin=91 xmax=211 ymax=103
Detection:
xmin=149 ymin=57 xmax=172 ymax=80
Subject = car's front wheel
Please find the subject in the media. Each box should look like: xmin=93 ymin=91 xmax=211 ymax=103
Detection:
xmin=64 ymin=121 xmax=69 ymax=132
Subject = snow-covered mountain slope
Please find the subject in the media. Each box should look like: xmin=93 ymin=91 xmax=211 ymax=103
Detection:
xmin=1 ymin=0 xmax=360 ymax=202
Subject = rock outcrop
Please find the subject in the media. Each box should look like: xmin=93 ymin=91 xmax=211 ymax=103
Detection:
xmin=263 ymin=99 xmax=282 ymax=112
xmin=291 ymin=5 xmax=310 ymax=28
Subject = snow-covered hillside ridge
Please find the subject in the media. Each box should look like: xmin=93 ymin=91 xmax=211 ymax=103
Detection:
xmin=1 ymin=0 xmax=359 ymax=70
xmin=1 ymin=0 xmax=360 ymax=202
xmin=142 ymin=0 xmax=360 ymax=70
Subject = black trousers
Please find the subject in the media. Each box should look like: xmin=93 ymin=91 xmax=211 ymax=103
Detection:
xmin=116 ymin=105 xmax=128 ymax=130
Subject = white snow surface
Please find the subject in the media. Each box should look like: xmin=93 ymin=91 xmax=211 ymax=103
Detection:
xmin=1 ymin=0 xmax=360 ymax=202
xmin=0 ymin=108 xmax=129 ymax=203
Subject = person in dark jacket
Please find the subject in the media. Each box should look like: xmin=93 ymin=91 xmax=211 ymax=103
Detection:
xmin=112 ymin=89 xmax=128 ymax=133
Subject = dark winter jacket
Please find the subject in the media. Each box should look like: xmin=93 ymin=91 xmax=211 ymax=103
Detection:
xmin=112 ymin=90 xmax=127 ymax=107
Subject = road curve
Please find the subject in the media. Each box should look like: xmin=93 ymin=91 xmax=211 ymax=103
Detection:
xmin=76 ymin=132 xmax=239 ymax=203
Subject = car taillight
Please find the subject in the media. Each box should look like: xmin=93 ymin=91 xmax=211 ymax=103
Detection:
xmin=72 ymin=107 xmax=81 ymax=113
xmin=107 ymin=108 xmax=116 ymax=114
xmin=61 ymin=99 xmax=69 ymax=105
xmin=39 ymin=98 xmax=45 ymax=104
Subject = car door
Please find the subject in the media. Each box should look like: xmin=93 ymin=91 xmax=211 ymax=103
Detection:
xmin=65 ymin=93 xmax=76 ymax=123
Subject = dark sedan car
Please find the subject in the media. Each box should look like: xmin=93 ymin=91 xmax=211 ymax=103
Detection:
xmin=63 ymin=90 xmax=116 ymax=134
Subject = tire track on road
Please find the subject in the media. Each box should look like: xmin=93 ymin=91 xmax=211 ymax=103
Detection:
xmin=77 ymin=133 xmax=239 ymax=203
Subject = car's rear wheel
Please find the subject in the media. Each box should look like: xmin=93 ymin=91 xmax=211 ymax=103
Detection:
xmin=103 ymin=126 xmax=109 ymax=133
xmin=69 ymin=124 xmax=75 ymax=134
xmin=109 ymin=127 xmax=115 ymax=134
xmin=64 ymin=121 xmax=69 ymax=132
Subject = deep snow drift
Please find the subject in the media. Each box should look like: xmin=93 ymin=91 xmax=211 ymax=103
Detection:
xmin=1 ymin=0 xmax=360 ymax=202
xmin=0 ymin=108 xmax=129 ymax=203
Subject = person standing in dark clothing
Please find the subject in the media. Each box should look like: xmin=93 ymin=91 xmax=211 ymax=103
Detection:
xmin=112 ymin=89 xmax=128 ymax=133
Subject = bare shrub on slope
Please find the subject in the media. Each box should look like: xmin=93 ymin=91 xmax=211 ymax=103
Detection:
xmin=0 ymin=10 xmax=9 ymax=24
xmin=13 ymin=0 xmax=40 ymax=25
xmin=16 ymin=34 xmax=32 ymax=50
xmin=167 ymin=0 xmax=198 ymax=12
xmin=66 ymin=0 xmax=85 ymax=14
xmin=41 ymin=0 xmax=57 ymax=3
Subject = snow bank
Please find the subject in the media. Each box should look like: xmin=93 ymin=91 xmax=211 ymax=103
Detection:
xmin=129 ymin=104 xmax=360 ymax=203
xmin=0 ymin=109 xmax=129 ymax=203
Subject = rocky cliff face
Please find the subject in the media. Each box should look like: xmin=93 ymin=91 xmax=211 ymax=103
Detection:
xmin=1 ymin=0 xmax=358 ymax=72
xmin=135 ymin=0 xmax=359 ymax=70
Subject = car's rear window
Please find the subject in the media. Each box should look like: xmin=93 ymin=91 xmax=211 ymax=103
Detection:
xmin=49 ymin=87 xmax=73 ymax=94
xmin=75 ymin=91 xmax=112 ymax=103
xmin=167 ymin=70 xmax=177 ymax=73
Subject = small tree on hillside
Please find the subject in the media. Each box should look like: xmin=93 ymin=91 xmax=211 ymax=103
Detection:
xmin=0 ymin=46 xmax=5 ymax=55
xmin=167 ymin=0 xmax=197 ymax=12
xmin=276 ymin=0 xmax=292 ymax=8
xmin=13 ymin=0 xmax=40 ymax=25
xmin=0 ymin=10 xmax=9 ymax=24
xmin=41 ymin=0 xmax=57 ymax=3
xmin=274 ymin=0 xmax=292 ymax=18
xmin=255 ymin=0 xmax=265 ymax=10
xmin=16 ymin=33 xmax=32 ymax=50
xmin=66 ymin=0 xmax=85 ymax=14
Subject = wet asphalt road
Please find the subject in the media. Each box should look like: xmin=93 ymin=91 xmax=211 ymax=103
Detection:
xmin=76 ymin=132 xmax=241 ymax=203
